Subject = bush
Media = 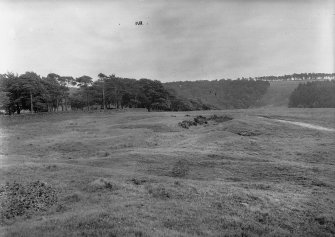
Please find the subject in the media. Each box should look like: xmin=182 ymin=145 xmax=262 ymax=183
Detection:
xmin=193 ymin=115 xmax=208 ymax=125
xmin=178 ymin=120 xmax=197 ymax=129
xmin=0 ymin=181 xmax=58 ymax=220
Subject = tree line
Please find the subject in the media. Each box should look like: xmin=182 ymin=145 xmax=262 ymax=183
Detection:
xmin=0 ymin=72 xmax=212 ymax=115
xmin=288 ymin=80 xmax=335 ymax=108
xmin=253 ymin=73 xmax=335 ymax=81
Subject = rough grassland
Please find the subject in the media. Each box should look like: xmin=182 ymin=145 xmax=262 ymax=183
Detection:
xmin=0 ymin=108 xmax=335 ymax=237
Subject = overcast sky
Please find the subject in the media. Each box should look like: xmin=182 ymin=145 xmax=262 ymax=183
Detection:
xmin=0 ymin=0 xmax=334 ymax=82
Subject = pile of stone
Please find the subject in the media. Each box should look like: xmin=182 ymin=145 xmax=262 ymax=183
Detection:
xmin=178 ymin=115 xmax=233 ymax=129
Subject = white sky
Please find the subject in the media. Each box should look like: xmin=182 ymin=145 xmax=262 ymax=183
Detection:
xmin=0 ymin=0 xmax=334 ymax=82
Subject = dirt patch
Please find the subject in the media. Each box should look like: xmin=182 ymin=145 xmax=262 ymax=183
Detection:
xmin=259 ymin=116 xmax=335 ymax=132
xmin=273 ymin=119 xmax=335 ymax=132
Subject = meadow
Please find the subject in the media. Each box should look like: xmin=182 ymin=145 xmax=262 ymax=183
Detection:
xmin=0 ymin=108 xmax=334 ymax=236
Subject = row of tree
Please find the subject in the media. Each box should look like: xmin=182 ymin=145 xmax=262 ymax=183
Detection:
xmin=0 ymin=72 xmax=213 ymax=115
xmin=288 ymin=81 xmax=335 ymax=108
xmin=254 ymin=73 xmax=335 ymax=81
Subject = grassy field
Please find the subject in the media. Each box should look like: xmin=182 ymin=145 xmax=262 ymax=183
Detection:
xmin=0 ymin=108 xmax=335 ymax=236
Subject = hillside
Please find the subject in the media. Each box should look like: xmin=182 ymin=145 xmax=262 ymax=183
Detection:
xmin=164 ymin=80 xmax=269 ymax=109
xmin=165 ymin=80 xmax=329 ymax=109
xmin=255 ymin=80 xmax=302 ymax=107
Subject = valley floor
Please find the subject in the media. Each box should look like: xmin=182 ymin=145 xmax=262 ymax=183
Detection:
xmin=0 ymin=108 xmax=334 ymax=236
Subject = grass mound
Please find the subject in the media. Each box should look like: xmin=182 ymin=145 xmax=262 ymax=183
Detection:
xmin=0 ymin=181 xmax=58 ymax=220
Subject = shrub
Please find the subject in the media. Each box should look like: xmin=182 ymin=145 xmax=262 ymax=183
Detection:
xmin=0 ymin=181 xmax=58 ymax=220
xmin=178 ymin=120 xmax=197 ymax=129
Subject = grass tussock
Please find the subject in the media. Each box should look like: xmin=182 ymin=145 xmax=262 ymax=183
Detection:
xmin=86 ymin=178 xmax=120 ymax=192
xmin=170 ymin=159 xmax=190 ymax=178
xmin=146 ymin=184 xmax=171 ymax=199
xmin=130 ymin=177 xmax=148 ymax=185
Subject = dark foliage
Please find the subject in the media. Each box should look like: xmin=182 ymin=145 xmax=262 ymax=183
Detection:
xmin=165 ymin=79 xmax=270 ymax=109
xmin=288 ymin=81 xmax=335 ymax=108
xmin=2 ymin=71 xmax=333 ymax=113
xmin=255 ymin=73 xmax=335 ymax=81
xmin=0 ymin=181 xmax=58 ymax=220
xmin=1 ymin=72 xmax=207 ymax=113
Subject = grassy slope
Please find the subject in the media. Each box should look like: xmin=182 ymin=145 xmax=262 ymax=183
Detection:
xmin=165 ymin=80 xmax=302 ymax=109
xmin=0 ymin=109 xmax=335 ymax=236
xmin=255 ymin=80 xmax=303 ymax=107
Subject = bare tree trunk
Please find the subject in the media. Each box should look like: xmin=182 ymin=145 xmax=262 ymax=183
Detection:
xmin=86 ymin=93 xmax=89 ymax=111
xmin=16 ymin=103 xmax=20 ymax=114
xmin=30 ymin=90 xmax=33 ymax=113
xmin=102 ymin=81 xmax=106 ymax=111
